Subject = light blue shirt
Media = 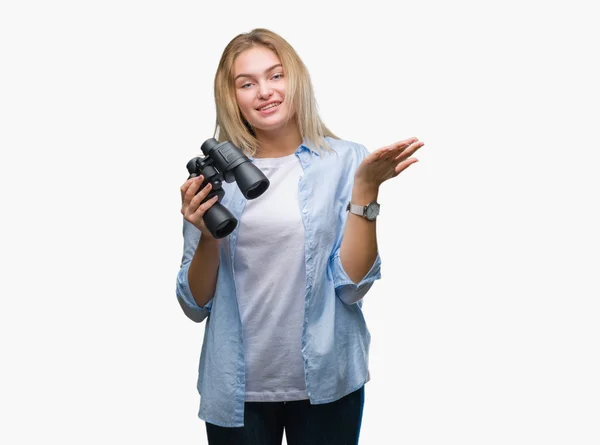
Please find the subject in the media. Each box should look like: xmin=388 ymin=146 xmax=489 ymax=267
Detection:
xmin=176 ymin=137 xmax=382 ymax=427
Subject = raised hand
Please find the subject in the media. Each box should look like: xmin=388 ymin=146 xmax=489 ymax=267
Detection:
xmin=354 ymin=137 xmax=424 ymax=190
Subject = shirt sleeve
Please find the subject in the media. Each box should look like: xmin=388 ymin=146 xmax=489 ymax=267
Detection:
xmin=328 ymin=141 xmax=382 ymax=305
xmin=175 ymin=219 xmax=213 ymax=323
xmin=330 ymin=250 xmax=382 ymax=305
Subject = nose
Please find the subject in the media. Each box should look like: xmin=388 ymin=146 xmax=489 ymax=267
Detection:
xmin=258 ymin=83 xmax=273 ymax=100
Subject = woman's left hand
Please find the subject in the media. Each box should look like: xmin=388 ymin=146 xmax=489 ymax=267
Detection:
xmin=354 ymin=137 xmax=425 ymax=191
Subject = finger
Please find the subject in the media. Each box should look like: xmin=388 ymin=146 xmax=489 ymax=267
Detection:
xmin=181 ymin=175 xmax=203 ymax=192
xmin=189 ymin=195 xmax=220 ymax=220
xmin=374 ymin=148 xmax=389 ymax=160
xmin=186 ymin=182 xmax=213 ymax=215
xmin=394 ymin=141 xmax=424 ymax=161
xmin=379 ymin=144 xmax=409 ymax=162
xmin=378 ymin=138 xmax=419 ymax=160
xmin=183 ymin=184 xmax=212 ymax=219
xmin=382 ymin=146 xmax=403 ymax=161
xmin=181 ymin=175 xmax=203 ymax=201
xmin=393 ymin=158 xmax=419 ymax=176
xmin=385 ymin=137 xmax=418 ymax=151
xmin=181 ymin=179 xmax=206 ymax=216
xmin=373 ymin=144 xmax=400 ymax=160
xmin=182 ymin=176 xmax=204 ymax=205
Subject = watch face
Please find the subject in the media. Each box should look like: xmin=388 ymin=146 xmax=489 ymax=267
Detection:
xmin=365 ymin=202 xmax=380 ymax=221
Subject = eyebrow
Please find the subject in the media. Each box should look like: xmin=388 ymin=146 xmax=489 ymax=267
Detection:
xmin=234 ymin=64 xmax=283 ymax=81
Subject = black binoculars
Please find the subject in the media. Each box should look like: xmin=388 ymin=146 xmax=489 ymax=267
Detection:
xmin=186 ymin=138 xmax=270 ymax=239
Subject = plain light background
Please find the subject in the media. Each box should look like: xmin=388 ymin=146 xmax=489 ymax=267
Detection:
xmin=1 ymin=0 xmax=598 ymax=444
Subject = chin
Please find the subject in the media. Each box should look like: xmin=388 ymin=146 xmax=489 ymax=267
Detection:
xmin=251 ymin=115 xmax=292 ymax=133
xmin=253 ymin=121 xmax=286 ymax=132
xmin=266 ymin=114 xmax=297 ymax=131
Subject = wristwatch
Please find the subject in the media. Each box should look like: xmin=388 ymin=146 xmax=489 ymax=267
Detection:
xmin=346 ymin=201 xmax=380 ymax=221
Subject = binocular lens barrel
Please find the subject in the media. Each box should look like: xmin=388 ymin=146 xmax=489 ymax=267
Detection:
xmin=234 ymin=163 xmax=270 ymax=199
xmin=246 ymin=182 xmax=269 ymax=200
xmin=203 ymin=202 xmax=238 ymax=239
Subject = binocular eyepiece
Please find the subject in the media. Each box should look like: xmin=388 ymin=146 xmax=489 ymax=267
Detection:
xmin=186 ymin=138 xmax=270 ymax=239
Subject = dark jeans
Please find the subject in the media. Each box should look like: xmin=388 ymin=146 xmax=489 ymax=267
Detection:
xmin=205 ymin=386 xmax=365 ymax=445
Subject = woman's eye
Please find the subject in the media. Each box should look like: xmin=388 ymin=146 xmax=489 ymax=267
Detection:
xmin=272 ymin=73 xmax=283 ymax=80
xmin=241 ymin=83 xmax=252 ymax=89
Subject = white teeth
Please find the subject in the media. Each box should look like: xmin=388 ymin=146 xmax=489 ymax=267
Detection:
xmin=260 ymin=102 xmax=279 ymax=111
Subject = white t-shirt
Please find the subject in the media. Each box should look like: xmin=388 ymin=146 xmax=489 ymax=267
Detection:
xmin=233 ymin=153 xmax=309 ymax=402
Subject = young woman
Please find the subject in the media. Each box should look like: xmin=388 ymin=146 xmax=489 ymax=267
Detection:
xmin=177 ymin=28 xmax=424 ymax=445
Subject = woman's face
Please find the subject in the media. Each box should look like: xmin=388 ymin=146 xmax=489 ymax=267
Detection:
xmin=233 ymin=46 xmax=293 ymax=133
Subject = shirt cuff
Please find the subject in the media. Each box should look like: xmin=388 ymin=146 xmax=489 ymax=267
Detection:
xmin=330 ymin=252 xmax=382 ymax=305
xmin=176 ymin=261 xmax=213 ymax=322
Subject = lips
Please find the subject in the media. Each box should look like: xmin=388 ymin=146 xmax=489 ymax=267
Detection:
xmin=256 ymin=101 xmax=281 ymax=112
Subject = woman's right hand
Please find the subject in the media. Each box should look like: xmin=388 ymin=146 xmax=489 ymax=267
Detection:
xmin=180 ymin=175 xmax=220 ymax=238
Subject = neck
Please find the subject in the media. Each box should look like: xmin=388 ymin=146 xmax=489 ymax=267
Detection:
xmin=254 ymin=119 xmax=303 ymax=158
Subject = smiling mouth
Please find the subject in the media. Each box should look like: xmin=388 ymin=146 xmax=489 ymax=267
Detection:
xmin=258 ymin=102 xmax=281 ymax=111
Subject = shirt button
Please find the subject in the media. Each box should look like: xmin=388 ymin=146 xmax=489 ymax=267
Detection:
xmin=302 ymin=209 xmax=308 ymax=214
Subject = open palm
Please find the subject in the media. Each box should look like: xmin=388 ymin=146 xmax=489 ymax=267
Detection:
xmin=354 ymin=137 xmax=424 ymax=188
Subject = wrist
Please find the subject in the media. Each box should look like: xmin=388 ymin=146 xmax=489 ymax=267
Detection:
xmin=200 ymin=232 xmax=220 ymax=245
xmin=351 ymin=180 xmax=379 ymax=204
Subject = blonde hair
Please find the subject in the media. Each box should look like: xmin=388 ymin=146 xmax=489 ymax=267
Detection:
xmin=213 ymin=28 xmax=338 ymax=157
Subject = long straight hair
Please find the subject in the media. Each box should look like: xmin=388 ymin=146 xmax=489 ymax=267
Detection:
xmin=213 ymin=28 xmax=338 ymax=157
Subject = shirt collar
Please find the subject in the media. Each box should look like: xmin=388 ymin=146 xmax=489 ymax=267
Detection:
xmin=297 ymin=141 xmax=321 ymax=157
xmin=249 ymin=141 xmax=320 ymax=161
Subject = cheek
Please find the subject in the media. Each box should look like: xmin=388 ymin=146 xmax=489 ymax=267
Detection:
xmin=277 ymin=84 xmax=292 ymax=112
xmin=282 ymin=100 xmax=295 ymax=119
xmin=235 ymin=92 xmax=252 ymax=116
xmin=277 ymin=82 xmax=287 ymax=100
